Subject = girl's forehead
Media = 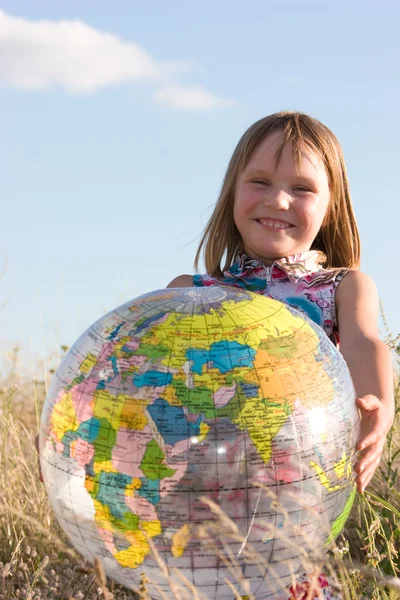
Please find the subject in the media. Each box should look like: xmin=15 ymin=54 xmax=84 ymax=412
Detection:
xmin=248 ymin=132 xmax=324 ymax=173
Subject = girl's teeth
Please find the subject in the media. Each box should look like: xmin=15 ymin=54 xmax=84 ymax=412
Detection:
xmin=259 ymin=218 xmax=291 ymax=229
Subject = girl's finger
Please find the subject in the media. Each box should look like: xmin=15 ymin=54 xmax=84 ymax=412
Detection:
xmin=357 ymin=434 xmax=378 ymax=451
xmin=356 ymin=395 xmax=381 ymax=411
xmin=356 ymin=473 xmax=367 ymax=493
xmin=359 ymin=460 xmax=381 ymax=491
xmin=358 ymin=430 xmax=387 ymax=450
xmin=357 ymin=452 xmax=381 ymax=474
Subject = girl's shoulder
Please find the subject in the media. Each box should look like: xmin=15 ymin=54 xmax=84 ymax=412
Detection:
xmin=335 ymin=269 xmax=379 ymax=340
xmin=335 ymin=269 xmax=378 ymax=303
xmin=166 ymin=274 xmax=194 ymax=288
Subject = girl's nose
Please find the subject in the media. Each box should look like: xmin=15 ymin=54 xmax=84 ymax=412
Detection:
xmin=263 ymin=189 xmax=290 ymax=209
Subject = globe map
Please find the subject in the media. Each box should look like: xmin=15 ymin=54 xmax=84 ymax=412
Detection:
xmin=39 ymin=286 xmax=360 ymax=598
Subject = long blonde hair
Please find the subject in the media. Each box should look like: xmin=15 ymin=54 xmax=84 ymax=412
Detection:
xmin=194 ymin=111 xmax=360 ymax=277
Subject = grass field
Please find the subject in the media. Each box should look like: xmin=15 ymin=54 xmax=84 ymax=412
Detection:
xmin=0 ymin=342 xmax=399 ymax=600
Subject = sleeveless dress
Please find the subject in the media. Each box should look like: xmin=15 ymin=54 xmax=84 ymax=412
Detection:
xmin=193 ymin=250 xmax=349 ymax=600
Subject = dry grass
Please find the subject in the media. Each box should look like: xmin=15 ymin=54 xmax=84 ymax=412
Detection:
xmin=0 ymin=344 xmax=399 ymax=600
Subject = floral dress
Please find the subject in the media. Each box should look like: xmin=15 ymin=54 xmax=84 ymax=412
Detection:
xmin=194 ymin=251 xmax=349 ymax=599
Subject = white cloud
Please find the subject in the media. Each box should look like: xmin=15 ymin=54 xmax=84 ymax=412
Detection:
xmin=0 ymin=10 xmax=166 ymax=92
xmin=153 ymin=84 xmax=234 ymax=110
xmin=0 ymin=10 xmax=232 ymax=110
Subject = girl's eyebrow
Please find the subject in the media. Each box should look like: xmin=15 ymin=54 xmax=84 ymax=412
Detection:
xmin=244 ymin=168 xmax=275 ymax=179
xmin=246 ymin=169 xmax=271 ymax=176
xmin=246 ymin=169 xmax=318 ymax=186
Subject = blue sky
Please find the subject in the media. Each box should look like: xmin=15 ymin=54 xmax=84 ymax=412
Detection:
xmin=1 ymin=1 xmax=400 ymax=372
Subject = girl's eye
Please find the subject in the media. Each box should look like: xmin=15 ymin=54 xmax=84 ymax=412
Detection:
xmin=252 ymin=179 xmax=269 ymax=186
xmin=293 ymin=186 xmax=311 ymax=193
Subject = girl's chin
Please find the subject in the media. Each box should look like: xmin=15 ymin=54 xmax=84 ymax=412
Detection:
xmin=249 ymin=243 xmax=297 ymax=258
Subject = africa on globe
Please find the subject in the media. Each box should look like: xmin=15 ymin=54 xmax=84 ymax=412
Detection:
xmin=39 ymin=286 xmax=360 ymax=599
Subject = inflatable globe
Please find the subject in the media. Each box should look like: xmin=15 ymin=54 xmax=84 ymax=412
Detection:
xmin=39 ymin=287 xmax=360 ymax=599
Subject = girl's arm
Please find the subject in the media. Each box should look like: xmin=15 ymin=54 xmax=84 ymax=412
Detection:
xmin=167 ymin=275 xmax=193 ymax=288
xmin=336 ymin=270 xmax=395 ymax=493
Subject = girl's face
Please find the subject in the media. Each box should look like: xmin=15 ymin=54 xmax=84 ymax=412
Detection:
xmin=233 ymin=131 xmax=330 ymax=264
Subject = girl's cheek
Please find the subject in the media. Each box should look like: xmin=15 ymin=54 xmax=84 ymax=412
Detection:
xmin=304 ymin=196 xmax=323 ymax=216
xmin=241 ymin=189 xmax=261 ymax=210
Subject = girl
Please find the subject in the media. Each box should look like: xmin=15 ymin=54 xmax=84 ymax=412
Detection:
xmin=168 ymin=111 xmax=395 ymax=599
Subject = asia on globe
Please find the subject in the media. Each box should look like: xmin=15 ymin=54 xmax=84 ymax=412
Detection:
xmin=39 ymin=286 xmax=360 ymax=599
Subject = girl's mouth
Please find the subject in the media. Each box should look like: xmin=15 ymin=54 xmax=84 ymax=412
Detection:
xmin=256 ymin=218 xmax=293 ymax=230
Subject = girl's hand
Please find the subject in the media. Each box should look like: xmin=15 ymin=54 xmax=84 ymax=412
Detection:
xmin=355 ymin=394 xmax=392 ymax=493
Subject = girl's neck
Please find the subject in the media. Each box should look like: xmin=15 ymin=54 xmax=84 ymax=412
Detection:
xmin=239 ymin=251 xmax=312 ymax=266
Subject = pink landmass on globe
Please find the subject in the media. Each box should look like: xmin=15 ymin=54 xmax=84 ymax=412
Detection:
xmin=120 ymin=340 xmax=140 ymax=352
xmin=124 ymin=494 xmax=158 ymax=522
xmin=97 ymin=527 xmax=118 ymax=554
xmin=71 ymin=438 xmax=95 ymax=468
xmin=213 ymin=383 xmax=237 ymax=407
xmin=160 ymin=461 xmax=187 ymax=496
xmin=166 ymin=438 xmax=190 ymax=457
xmin=112 ymin=427 xmax=153 ymax=477
xmin=70 ymin=379 xmax=98 ymax=422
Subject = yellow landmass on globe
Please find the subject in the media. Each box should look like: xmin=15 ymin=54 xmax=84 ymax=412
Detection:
xmin=113 ymin=524 xmax=163 ymax=569
xmin=119 ymin=397 xmax=148 ymax=430
xmin=79 ymin=353 xmax=97 ymax=374
xmin=112 ymin=336 xmax=132 ymax=358
xmin=139 ymin=298 xmax=274 ymax=371
xmin=171 ymin=524 xmax=190 ymax=558
xmin=93 ymin=389 xmax=126 ymax=430
xmin=115 ymin=530 xmax=150 ymax=569
xmin=93 ymin=460 xmax=118 ymax=474
xmin=310 ymin=451 xmax=353 ymax=492
xmin=198 ymin=421 xmax=210 ymax=441
xmin=50 ymin=392 xmax=79 ymax=441
xmin=142 ymin=520 xmax=162 ymax=537
xmin=84 ymin=477 xmax=95 ymax=494
xmin=162 ymin=384 xmax=182 ymax=406
xmin=309 ymin=462 xmax=344 ymax=492
xmin=93 ymin=499 xmax=113 ymax=530
xmin=125 ymin=478 xmax=142 ymax=496
xmin=144 ymin=295 xmax=315 ymax=359
xmin=91 ymin=497 xmax=160 ymax=569
xmin=233 ymin=395 xmax=289 ymax=463
xmin=193 ymin=368 xmax=237 ymax=391
xmin=333 ymin=451 xmax=347 ymax=479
